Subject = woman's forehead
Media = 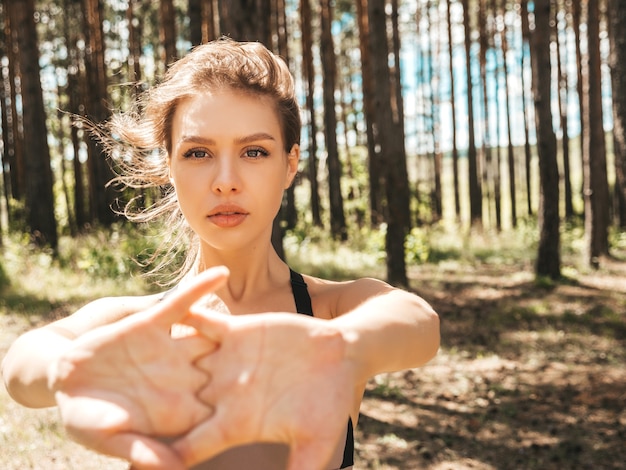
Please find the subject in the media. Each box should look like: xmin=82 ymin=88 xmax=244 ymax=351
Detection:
xmin=172 ymin=91 xmax=283 ymax=142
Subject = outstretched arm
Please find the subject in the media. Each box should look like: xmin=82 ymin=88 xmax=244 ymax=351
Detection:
xmin=331 ymin=277 xmax=440 ymax=382
xmin=2 ymin=267 xmax=230 ymax=469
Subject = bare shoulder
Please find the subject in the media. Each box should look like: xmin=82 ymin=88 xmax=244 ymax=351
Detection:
xmin=45 ymin=292 xmax=165 ymax=338
xmin=302 ymin=275 xmax=395 ymax=319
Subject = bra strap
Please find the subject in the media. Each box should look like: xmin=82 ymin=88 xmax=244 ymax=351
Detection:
xmin=289 ymin=269 xmax=314 ymax=316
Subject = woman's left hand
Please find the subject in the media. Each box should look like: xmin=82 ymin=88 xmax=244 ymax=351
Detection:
xmin=49 ymin=267 xmax=229 ymax=470
xmin=173 ymin=310 xmax=356 ymax=470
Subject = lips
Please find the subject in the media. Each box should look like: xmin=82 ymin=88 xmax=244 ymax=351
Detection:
xmin=207 ymin=204 xmax=249 ymax=228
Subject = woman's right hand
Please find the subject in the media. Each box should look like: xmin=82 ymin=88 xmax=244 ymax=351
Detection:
xmin=48 ymin=267 xmax=230 ymax=470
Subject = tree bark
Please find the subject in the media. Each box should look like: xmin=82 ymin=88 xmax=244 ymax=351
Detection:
xmin=320 ymin=0 xmax=347 ymax=240
xmin=218 ymin=0 xmax=271 ymax=43
xmin=82 ymin=0 xmax=116 ymax=225
xmin=553 ymin=0 xmax=574 ymax=219
xmin=583 ymin=0 xmax=610 ymax=266
xmin=461 ymin=0 xmax=482 ymax=226
xmin=499 ymin=0 xmax=517 ymax=228
xmin=299 ymin=0 xmax=322 ymax=227
xmin=356 ymin=0 xmax=384 ymax=226
xmin=520 ymin=0 xmax=533 ymax=216
xmin=6 ymin=0 xmax=58 ymax=248
xmin=446 ymin=0 xmax=461 ymax=219
xmin=368 ymin=0 xmax=410 ymax=287
xmin=160 ymin=0 xmax=177 ymax=64
xmin=479 ymin=0 xmax=494 ymax=227
xmin=530 ymin=0 xmax=561 ymax=279
xmin=189 ymin=0 xmax=203 ymax=46
xmin=608 ymin=0 xmax=626 ymax=227
xmin=571 ymin=0 xmax=586 ymax=205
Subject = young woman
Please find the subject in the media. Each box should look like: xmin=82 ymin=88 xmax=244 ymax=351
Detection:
xmin=1 ymin=38 xmax=439 ymax=470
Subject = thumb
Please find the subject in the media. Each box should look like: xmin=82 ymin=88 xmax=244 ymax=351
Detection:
xmin=182 ymin=308 xmax=233 ymax=343
xmin=171 ymin=415 xmax=240 ymax=468
xmin=148 ymin=266 xmax=230 ymax=328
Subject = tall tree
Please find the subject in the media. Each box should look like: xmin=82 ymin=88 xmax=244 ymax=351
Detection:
xmin=520 ymin=0 xmax=534 ymax=216
xmin=218 ymin=0 xmax=271 ymax=42
xmin=356 ymin=0 xmax=384 ymax=225
xmin=583 ymin=0 xmax=610 ymax=266
xmin=299 ymin=0 xmax=322 ymax=226
xmin=553 ymin=0 xmax=574 ymax=219
xmin=497 ymin=0 xmax=517 ymax=228
xmin=5 ymin=0 xmax=58 ymax=248
xmin=446 ymin=0 xmax=461 ymax=219
xmin=423 ymin=1 xmax=443 ymax=222
xmin=571 ymin=0 xmax=586 ymax=204
xmin=491 ymin=0 xmax=502 ymax=231
xmin=82 ymin=0 xmax=117 ymax=225
xmin=368 ymin=0 xmax=411 ymax=286
xmin=3 ymin=3 xmax=24 ymax=206
xmin=530 ymin=0 xmax=560 ymax=279
xmin=461 ymin=0 xmax=482 ymax=226
xmin=608 ymin=0 xmax=626 ymax=227
xmin=478 ymin=0 xmax=494 ymax=226
xmin=189 ymin=0 xmax=203 ymax=46
xmin=190 ymin=0 xmax=216 ymax=44
xmin=320 ymin=0 xmax=347 ymax=240
xmin=276 ymin=0 xmax=297 ymax=230
xmin=160 ymin=0 xmax=177 ymax=64
xmin=0 ymin=4 xmax=16 ymax=225
xmin=63 ymin=0 xmax=88 ymax=229
xmin=127 ymin=0 xmax=144 ymax=95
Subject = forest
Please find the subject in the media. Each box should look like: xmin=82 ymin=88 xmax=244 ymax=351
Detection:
xmin=0 ymin=0 xmax=623 ymax=284
xmin=0 ymin=0 xmax=625 ymax=469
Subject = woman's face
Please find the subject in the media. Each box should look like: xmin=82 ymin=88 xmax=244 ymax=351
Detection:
xmin=168 ymin=89 xmax=299 ymax=253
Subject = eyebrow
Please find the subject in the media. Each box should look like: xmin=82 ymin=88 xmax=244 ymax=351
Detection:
xmin=178 ymin=133 xmax=276 ymax=145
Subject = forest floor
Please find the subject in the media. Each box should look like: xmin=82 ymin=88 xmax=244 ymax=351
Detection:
xmin=1 ymin=246 xmax=625 ymax=469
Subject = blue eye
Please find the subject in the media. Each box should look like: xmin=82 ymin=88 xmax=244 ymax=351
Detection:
xmin=183 ymin=148 xmax=209 ymax=159
xmin=244 ymin=147 xmax=269 ymax=159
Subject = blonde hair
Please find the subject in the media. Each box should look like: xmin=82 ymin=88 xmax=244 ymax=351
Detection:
xmin=103 ymin=37 xmax=301 ymax=284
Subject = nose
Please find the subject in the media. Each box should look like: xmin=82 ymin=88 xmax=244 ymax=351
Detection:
xmin=212 ymin=156 xmax=241 ymax=194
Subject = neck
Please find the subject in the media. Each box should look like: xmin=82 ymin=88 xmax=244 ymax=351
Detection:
xmin=194 ymin=245 xmax=289 ymax=303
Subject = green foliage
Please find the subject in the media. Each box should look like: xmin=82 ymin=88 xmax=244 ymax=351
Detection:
xmin=0 ymin=257 xmax=9 ymax=290
xmin=284 ymin=221 xmax=386 ymax=280
xmin=405 ymin=227 xmax=431 ymax=264
xmin=54 ymin=223 xmax=160 ymax=281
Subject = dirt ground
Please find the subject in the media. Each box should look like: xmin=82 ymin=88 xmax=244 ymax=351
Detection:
xmin=1 ymin=259 xmax=625 ymax=469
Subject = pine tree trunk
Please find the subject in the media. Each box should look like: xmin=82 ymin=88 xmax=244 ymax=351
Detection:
xmin=553 ymin=0 xmax=573 ymax=219
xmin=520 ymin=0 xmax=533 ymax=216
xmin=320 ymin=0 xmax=347 ymax=240
xmin=608 ymin=0 xmax=626 ymax=227
xmin=530 ymin=0 xmax=561 ymax=279
xmin=446 ymin=0 xmax=461 ymax=219
xmin=583 ymin=0 xmax=610 ymax=265
xmin=299 ymin=0 xmax=322 ymax=226
xmin=499 ymin=0 xmax=517 ymax=228
xmin=462 ymin=0 xmax=482 ymax=226
xmin=7 ymin=0 xmax=58 ymax=248
xmin=82 ymin=0 xmax=116 ymax=225
xmin=160 ymin=0 xmax=177 ymax=64
xmin=368 ymin=0 xmax=410 ymax=287
xmin=356 ymin=0 xmax=384 ymax=226
xmin=218 ymin=0 xmax=271 ymax=43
